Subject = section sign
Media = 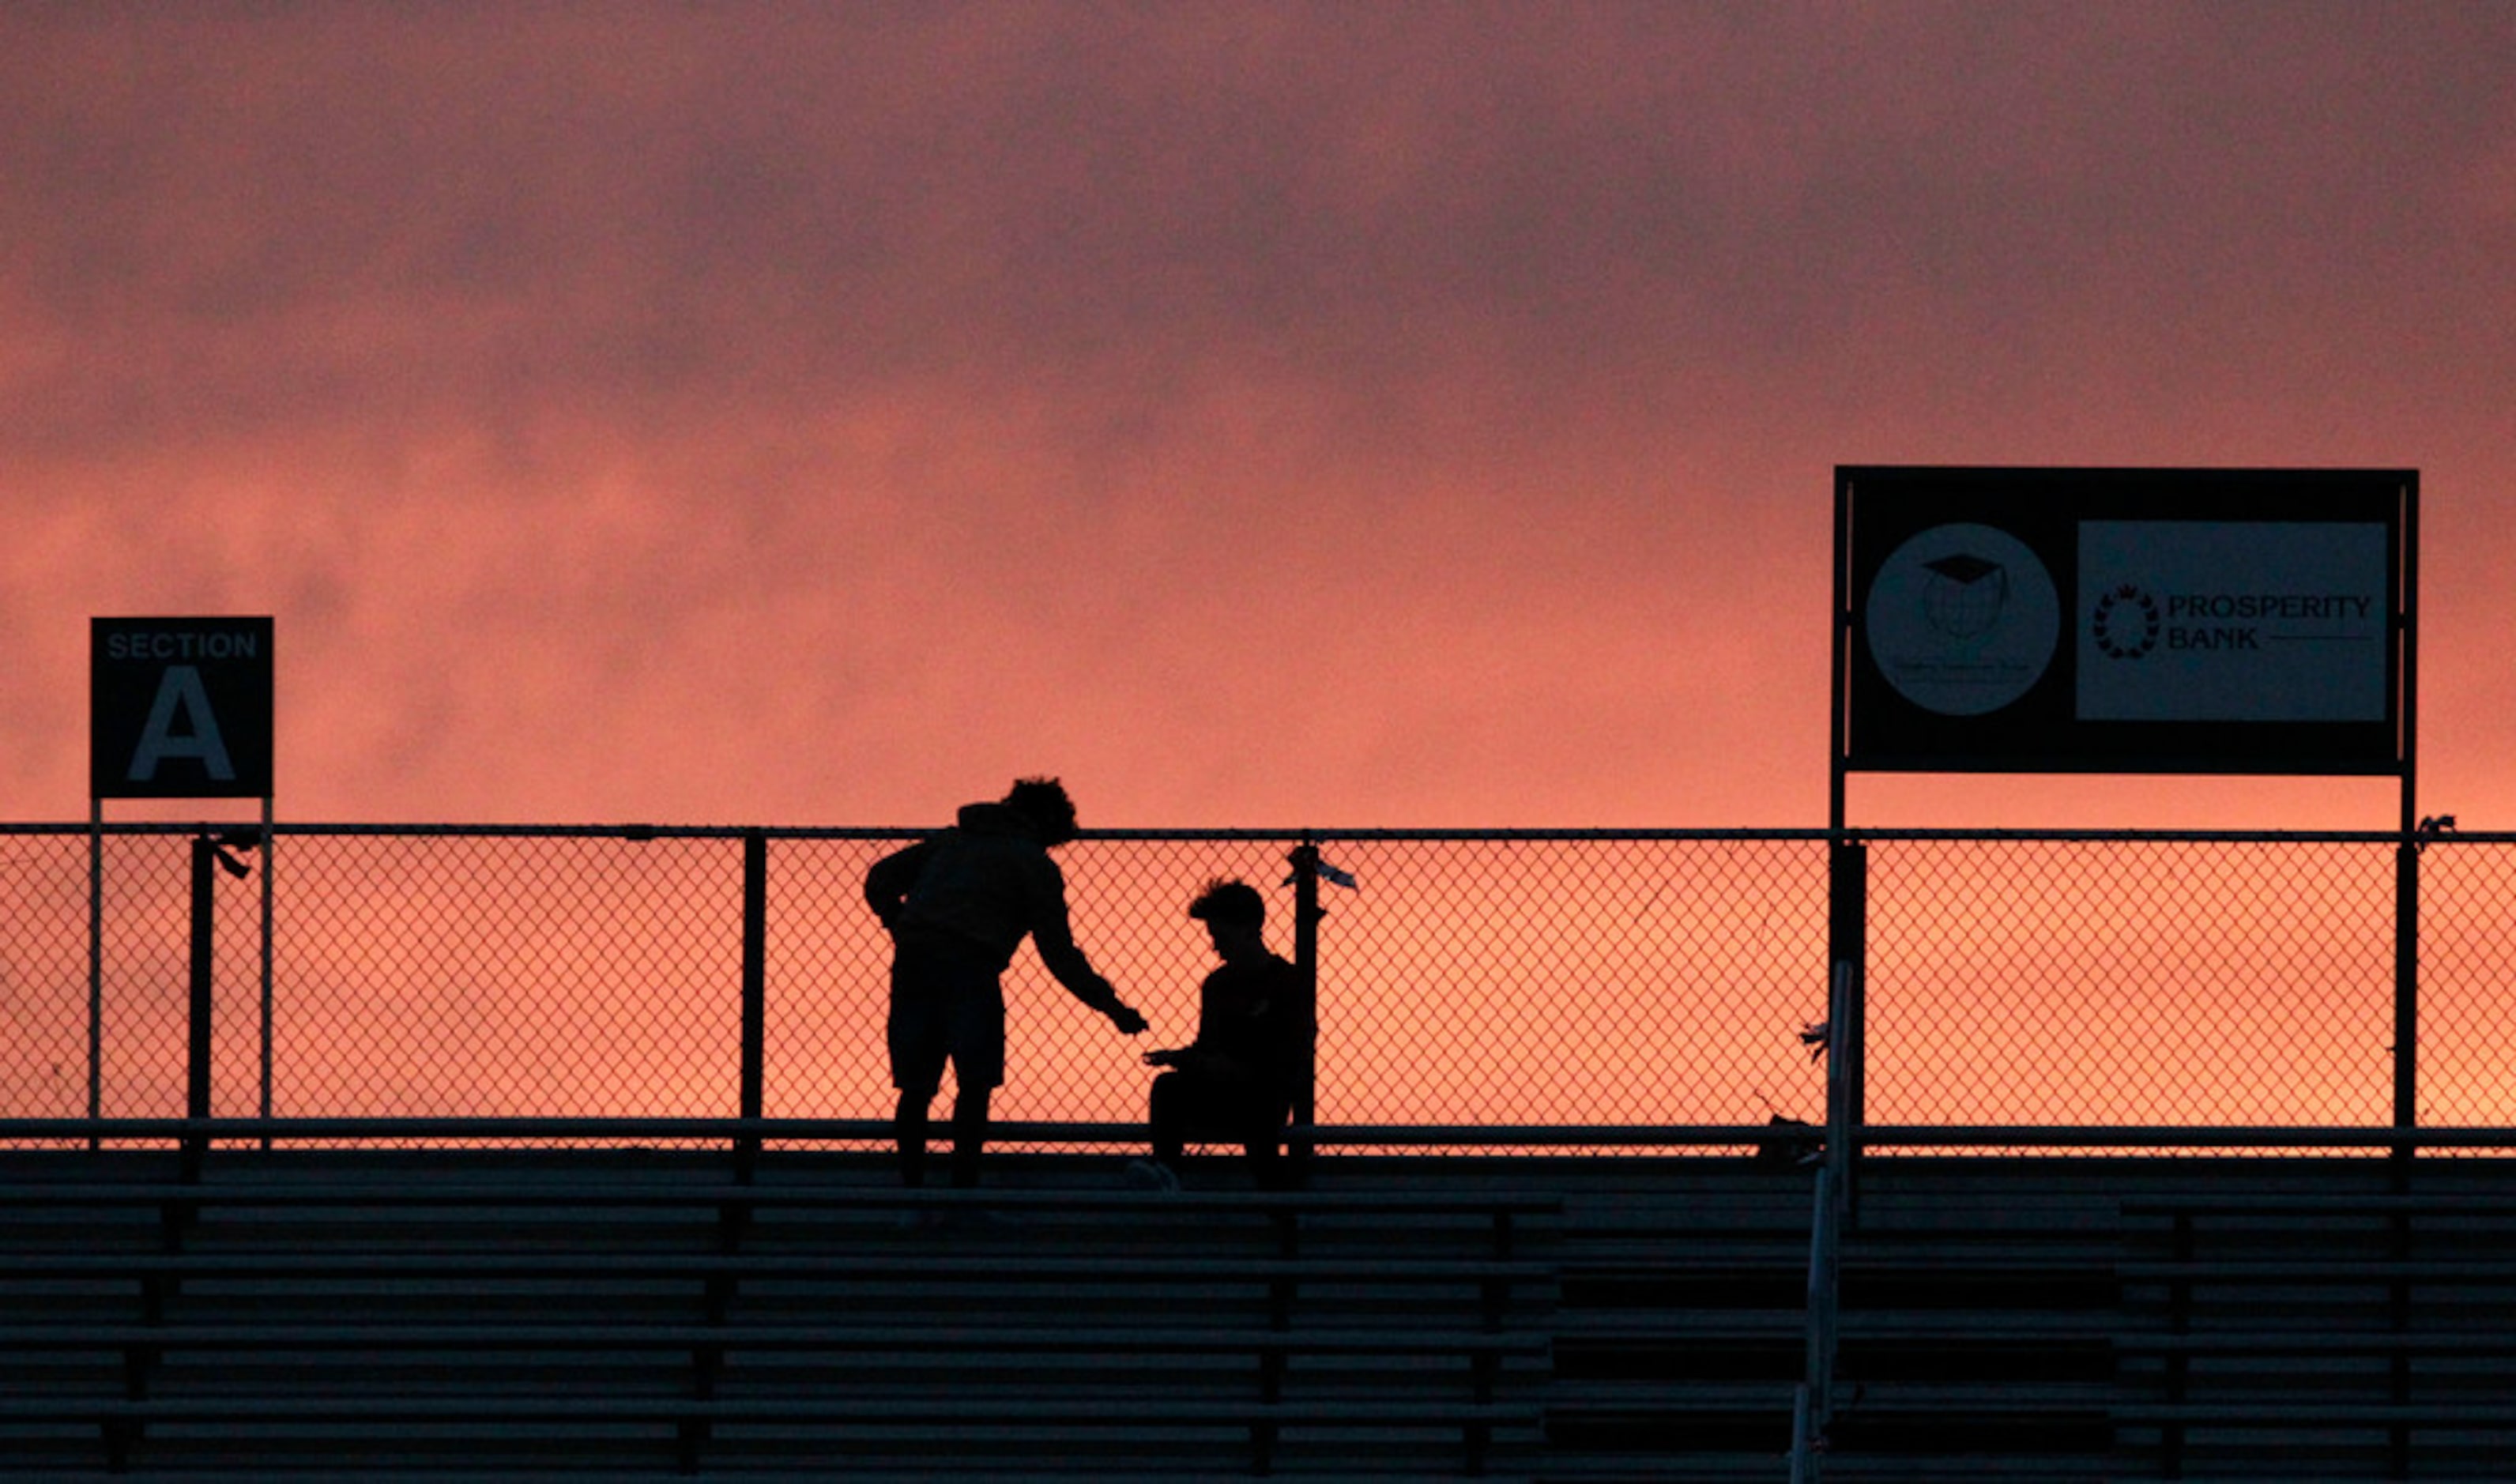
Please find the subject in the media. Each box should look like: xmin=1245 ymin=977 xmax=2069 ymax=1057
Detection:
xmin=91 ymin=616 xmax=275 ymax=799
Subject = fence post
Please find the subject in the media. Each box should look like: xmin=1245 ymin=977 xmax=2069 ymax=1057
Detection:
xmin=1826 ymin=839 xmax=1866 ymax=1216
xmin=1289 ymin=841 xmax=1323 ymax=1177
xmin=188 ymin=835 xmax=216 ymax=1126
xmin=87 ymin=804 xmax=103 ymax=1139
xmin=740 ymin=829 xmax=767 ymax=1173
xmin=258 ymin=799 xmax=274 ymax=1131
xmin=2394 ymin=838 xmax=2419 ymax=1153
xmin=186 ymin=831 xmax=256 ymax=1166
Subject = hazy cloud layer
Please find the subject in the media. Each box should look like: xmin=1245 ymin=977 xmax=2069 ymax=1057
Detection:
xmin=5 ymin=3 xmax=2511 ymax=827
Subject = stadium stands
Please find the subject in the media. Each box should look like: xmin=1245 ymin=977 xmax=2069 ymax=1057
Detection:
xmin=0 ymin=1150 xmax=1556 ymax=1478
xmin=9 ymin=1145 xmax=2516 ymax=1479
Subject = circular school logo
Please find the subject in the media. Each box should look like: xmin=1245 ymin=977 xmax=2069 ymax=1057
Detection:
xmin=1865 ymin=523 xmax=2059 ymax=716
xmin=2091 ymin=583 xmax=2160 ymax=660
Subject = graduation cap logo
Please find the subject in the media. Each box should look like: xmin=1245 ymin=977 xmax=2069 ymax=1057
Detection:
xmin=1919 ymin=552 xmax=2009 ymax=642
xmin=1863 ymin=522 xmax=2061 ymax=719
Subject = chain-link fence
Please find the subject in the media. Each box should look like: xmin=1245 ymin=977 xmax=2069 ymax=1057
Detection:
xmin=5 ymin=824 xmax=2513 ymax=1143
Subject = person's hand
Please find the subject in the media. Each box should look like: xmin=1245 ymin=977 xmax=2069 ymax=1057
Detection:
xmin=1143 ymin=1048 xmax=1177 ymax=1068
xmin=1108 ymin=1003 xmax=1149 ymax=1036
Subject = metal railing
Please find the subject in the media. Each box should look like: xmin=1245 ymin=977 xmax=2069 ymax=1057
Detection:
xmin=1790 ymin=959 xmax=1858 ymax=1483
xmin=3 ymin=823 xmax=2513 ymax=1148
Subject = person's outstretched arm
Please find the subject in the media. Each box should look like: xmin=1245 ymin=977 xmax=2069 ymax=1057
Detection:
xmin=1025 ymin=856 xmax=1147 ymax=1034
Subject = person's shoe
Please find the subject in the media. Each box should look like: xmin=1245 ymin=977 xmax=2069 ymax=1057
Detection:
xmin=1124 ymin=1158 xmax=1183 ymax=1195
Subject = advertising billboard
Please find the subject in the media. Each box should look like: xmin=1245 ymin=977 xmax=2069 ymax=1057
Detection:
xmin=1836 ymin=467 xmax=2412 ymax=777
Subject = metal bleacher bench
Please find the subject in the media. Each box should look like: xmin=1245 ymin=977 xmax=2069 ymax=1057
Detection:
xmin=0 ymin=1173 xmax=1560 ymax=1478
xmin=2114 ymin=1190 xmax=2516 ymax=1477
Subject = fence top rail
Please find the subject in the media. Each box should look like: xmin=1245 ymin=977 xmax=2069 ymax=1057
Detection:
xmin=10 ymin=1118 xmax=2516 ymax=1152
xmin=0 ymin=1117 xmax=1762 ymax=1146
xmin=1317 ymin=1124 xmax=2516 ymax=1151
xmin=2 ymin=821 xmax=2507 ymax=846
xmin=0 ymin=1180 xmax=1563 ymax=1218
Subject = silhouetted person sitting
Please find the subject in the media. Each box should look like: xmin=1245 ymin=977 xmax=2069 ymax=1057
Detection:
xmin=866 ymin=777 xmax=1146 ymax=1189
xmin=1128 ymin=879 xmax=1309 ymax=1192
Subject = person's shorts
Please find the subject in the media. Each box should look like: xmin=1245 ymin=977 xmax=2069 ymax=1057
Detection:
xmin=887 ymin=940 xmax=1006 ymax=1093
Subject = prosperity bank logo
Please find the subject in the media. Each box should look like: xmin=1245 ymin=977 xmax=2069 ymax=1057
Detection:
xmin=1865 ymin=524 xmax=2059 ymax=717
xmin=2090 ymin=583 xmax=2161 ymax=659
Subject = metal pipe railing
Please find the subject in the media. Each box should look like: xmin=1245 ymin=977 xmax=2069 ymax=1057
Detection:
xmin=15 ymin=1118 xmax=2516 ymax=1152
xmin=1790 ymin=1162 xmax=1841 ymax=1484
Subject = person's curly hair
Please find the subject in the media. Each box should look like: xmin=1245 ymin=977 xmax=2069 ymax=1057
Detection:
xmin=1004 ymin=776 xmax=1079 ymax=846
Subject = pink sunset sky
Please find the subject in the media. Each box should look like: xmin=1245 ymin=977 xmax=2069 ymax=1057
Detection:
xmin=6 ymin=3 xmax=2512 ymax=831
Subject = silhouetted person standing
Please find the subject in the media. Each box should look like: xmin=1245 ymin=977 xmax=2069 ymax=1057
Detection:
xmin=1128 ymin=879 xmax=1308 ymax=1192
xmin=866 ymin=777 xmax=1147 ymax=1188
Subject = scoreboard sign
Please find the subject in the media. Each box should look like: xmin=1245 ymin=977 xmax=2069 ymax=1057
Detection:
xmin=1836 ymin=468 xmax=2412 ymax=776
xmin=91 ymin=616 xmax=274 ymax=799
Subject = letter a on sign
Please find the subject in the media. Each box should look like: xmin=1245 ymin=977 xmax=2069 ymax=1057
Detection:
xmin=91 ymin=617 xmax=274 ymax=800
xmin=128 ymin=666 xmax=235 ymax=782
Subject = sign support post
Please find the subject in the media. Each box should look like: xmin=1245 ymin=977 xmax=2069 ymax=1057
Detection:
xmin=86 ymin=799 xmax=103 ymax=1143
xmin=2393 ymin=480 xmax=2421 ymax=1151
xmin=1827 ymin=483 xmax=1861 ymax=1212
xmin=259 ymin=795 xmax=275 ymax=1133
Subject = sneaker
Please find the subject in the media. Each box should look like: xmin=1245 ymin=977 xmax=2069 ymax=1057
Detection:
xmin=1123 ymin=1158 xmax=1183 ymax=1195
